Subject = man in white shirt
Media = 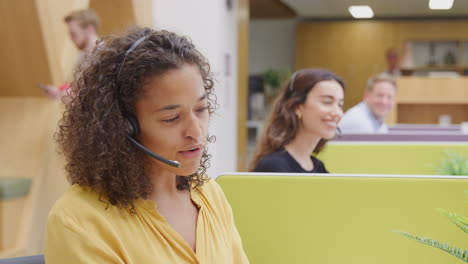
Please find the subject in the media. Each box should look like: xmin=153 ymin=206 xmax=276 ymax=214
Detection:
xmin=339 ymin=73 xmax=396 ymax=134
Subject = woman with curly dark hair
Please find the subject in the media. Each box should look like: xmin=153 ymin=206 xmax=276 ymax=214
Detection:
xmin=45 ymin=27 xmax=249 ymax=263
xmin=249 ymin=69 xmax=345 ymax=173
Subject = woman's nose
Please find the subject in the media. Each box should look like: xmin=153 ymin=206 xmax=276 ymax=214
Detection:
xmin=184 ymin=114 xmax=202 ymax=140
xmin=331 ymin=105 xmax=343 ymax=119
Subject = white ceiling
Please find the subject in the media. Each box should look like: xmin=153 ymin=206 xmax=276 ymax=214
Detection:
xmin=281 ymin=0 xmax=468 ymax=18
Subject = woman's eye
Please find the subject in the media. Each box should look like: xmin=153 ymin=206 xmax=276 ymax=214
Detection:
xmin=196 ymin=106 xmax=209 ymax=112
xmin=162 ymin=116 xmax=179 ymax=123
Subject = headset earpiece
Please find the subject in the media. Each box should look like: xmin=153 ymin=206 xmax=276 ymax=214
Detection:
xmin=125 ymin=113 xmax=140 ymax=138
xmin=288 ymin=70 xmax=303 ymax=96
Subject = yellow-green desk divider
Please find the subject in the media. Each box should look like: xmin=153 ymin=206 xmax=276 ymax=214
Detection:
xmin=217 ymin=173 xmax=468 ymax=264
xmin=317 ymin=143 xmax=468 ymax=175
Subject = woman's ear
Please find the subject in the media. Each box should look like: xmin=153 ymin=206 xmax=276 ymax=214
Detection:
xmin=295 ymin=106 xmax=303 ymax=120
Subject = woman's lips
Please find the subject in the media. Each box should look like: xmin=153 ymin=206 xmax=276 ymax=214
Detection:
xmin=323 ymin=120 xmax=338 ymax=129
xmin=179 ymin=148 xmax=202 ymax=158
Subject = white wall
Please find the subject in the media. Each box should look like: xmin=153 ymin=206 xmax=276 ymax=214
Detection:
xmin=249 ymin=19 xmax=297 ymax=74
xmin=153 ymin=0 xmax=238 ymax=178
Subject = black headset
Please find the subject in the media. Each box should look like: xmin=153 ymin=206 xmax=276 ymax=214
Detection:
xmin=288 ymin=70 xmax=303 ymax=94
xmin=117 ymin=35 xmax=181 ymax=168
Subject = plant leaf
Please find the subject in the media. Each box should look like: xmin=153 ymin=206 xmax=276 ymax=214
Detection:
xmin=393 ymin=230 xmax=468 ymax=262
xmin=436 ymin=208 xmax=468 ymax=234
xmin=435 ymin=150 xmax=468 ymax=176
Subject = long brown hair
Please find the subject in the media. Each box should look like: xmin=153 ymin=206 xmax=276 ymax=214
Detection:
xmin=249 ymin=68 xmax=345 ymax=171
xmin=55 ymin=27 xmax=216 ymax=210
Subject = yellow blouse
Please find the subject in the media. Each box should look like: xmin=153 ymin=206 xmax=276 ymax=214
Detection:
xmin=45 ymin=180 xmax=249 ymax=264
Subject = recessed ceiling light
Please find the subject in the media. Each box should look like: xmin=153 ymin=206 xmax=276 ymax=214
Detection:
xmin=429 ymin=0 xmax=454 ymax=10
xmin=348 ymin=6 xmax=374 ymax=19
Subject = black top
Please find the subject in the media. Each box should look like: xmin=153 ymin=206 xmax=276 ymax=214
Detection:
xmin=254 ymin=149 xmax=329 ymax=173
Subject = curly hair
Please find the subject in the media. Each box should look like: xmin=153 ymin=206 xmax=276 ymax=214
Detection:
xmin=249 ymin=68 xmax=345 ymax=171
xmin=56 ymin=27 xmax=216 ymax=210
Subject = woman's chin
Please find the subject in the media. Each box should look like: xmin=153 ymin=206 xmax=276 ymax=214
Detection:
xmin=321 ymin=130 xmax=336 ymax=140
xmin=176 ymin=170 xmax=197 ymax=177
xmin=176 ymin=163 xmax=201 ymax=176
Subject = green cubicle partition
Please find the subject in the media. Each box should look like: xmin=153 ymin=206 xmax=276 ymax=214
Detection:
xmin=217 ymin=173 xmax=467 ymax=264
xmin=317 ymin=143 xmax=468 ymax=175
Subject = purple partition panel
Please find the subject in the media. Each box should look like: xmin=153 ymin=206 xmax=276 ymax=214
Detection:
xmin=389 ymin=124 xmax=460 ymax=132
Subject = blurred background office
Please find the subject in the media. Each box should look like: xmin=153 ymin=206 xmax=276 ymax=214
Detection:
xmin=246 ymin=0 xmax=468 ymax=163
xmin=1 ymin=0 xmax=468 ymax=259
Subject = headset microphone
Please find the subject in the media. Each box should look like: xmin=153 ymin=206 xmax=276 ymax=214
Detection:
xmin=125 ymin=113 xmax=181 ymax=168
xmin=126 ymin=135 xmax=181 ymax=168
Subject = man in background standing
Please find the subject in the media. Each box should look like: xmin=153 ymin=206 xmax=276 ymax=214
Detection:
xmin=339 ymin=73 xmax=396 ymax=134
xmin=384 ymin=47 xmax=401 ymax=77
xmin=41 ymin=9 xmax=100 ymax=100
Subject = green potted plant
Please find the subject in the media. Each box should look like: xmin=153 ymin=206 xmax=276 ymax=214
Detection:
xmin=393 ymin=151 xmax=468 ymax=262
xmin=435 ymin=150 xmax=468 ymax=176
xmin=262 ymin=68 xmax=290 ymax=105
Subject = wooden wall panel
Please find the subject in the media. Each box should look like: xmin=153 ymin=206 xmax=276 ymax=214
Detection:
xmin=0 ymin=0 xmax=149 ymax=96
xmin=90 ymin=0 xmax=136 ymax=36
xmin=131 ymin=0 xmax=153 ymax=28
xmin=0 ymin=0 xmax=51 ymax=96
xmin=1 ymin=197 xmax=26 ymax=253
xmin=296 ymin=20 xmax=468 ymax=111
xmin=398 ymin=104 xmax=468 ymax=124
xmin=0 ymin=0 xmax=88 ymax=96
xmin=237 ymin=0 xmax=249 ymax=171
xmin=90 ymin=0 xmax=152 ymax=37
xmin=396 ymin=77 xmax=468 ymax=103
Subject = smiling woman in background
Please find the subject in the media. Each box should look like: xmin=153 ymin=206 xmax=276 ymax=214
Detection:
xmin=250 ymin=68 xmax=345 ymax=173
